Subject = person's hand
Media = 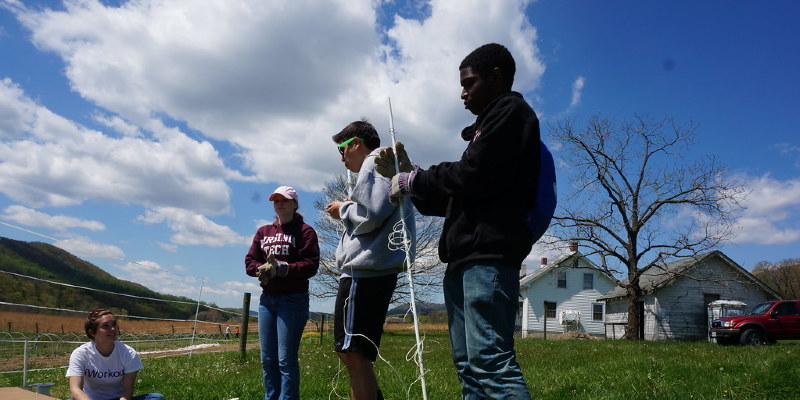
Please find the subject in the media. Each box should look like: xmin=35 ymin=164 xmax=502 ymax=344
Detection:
xmin=375 ymin=141 xmax=413 ymax=178
xmin=389 ymin=171 xmax=415 ymax=204
xmin=325 ymin=201 xmax=343 ymax=220
xmin=257 ymin=254 xmax=278 ymax=285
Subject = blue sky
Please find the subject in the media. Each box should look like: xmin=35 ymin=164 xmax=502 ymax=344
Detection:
xmin=1 ymin=0 xmax=798 ymax=314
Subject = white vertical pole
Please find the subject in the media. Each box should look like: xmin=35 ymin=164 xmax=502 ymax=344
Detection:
xmin=388 ymin=98 xmax=428 ymax=400
xmin=22 ymin=339 xmax=29 ymax=388
xmin=190 ymin=278 xmax=205 ymax=357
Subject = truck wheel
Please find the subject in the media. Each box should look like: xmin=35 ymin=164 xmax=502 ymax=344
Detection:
xmin=739 ymin=328 xmax=765 ymax=345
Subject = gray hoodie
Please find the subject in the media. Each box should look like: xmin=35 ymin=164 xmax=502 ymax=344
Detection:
xmin=335 ymin=148 xmax=415 ymax=278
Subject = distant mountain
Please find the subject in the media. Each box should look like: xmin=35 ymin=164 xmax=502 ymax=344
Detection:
xmin=0 ymin=237 xmax=215 ymax=320
xmin=387 ymin=302 xmax=446 ymax=316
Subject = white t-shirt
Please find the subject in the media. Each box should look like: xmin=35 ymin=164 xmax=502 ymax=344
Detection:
xmin=66 ymin=341 xmax=143 ymax=400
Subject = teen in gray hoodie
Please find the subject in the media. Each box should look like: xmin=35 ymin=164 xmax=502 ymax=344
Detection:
xmin=325 ymin=119 xmax=414 ymax=400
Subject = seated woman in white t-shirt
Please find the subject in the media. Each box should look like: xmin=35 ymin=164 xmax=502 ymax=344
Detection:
xmin=66 ymin=309 xmax=164 ymax=400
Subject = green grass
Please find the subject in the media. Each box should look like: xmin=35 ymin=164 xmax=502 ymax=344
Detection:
xmin=3 ymin=333 xmax=799 ymax=399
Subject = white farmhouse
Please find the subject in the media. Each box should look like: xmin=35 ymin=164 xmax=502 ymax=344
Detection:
xmin=518 ymin=243 xmax=617 ymax=337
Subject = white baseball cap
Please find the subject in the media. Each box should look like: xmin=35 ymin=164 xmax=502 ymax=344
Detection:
xmin=268 ymin=186 xmax=298 ymax=201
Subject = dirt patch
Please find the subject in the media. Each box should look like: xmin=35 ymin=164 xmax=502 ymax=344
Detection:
xmin=549 ymin=331 xmax=601 ymax=340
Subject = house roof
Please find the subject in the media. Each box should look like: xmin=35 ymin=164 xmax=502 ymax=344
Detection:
xmin=520 ymin=251 xmax=614 ymax=287
xmin=596 ymin=250 xmax=781 ymax=301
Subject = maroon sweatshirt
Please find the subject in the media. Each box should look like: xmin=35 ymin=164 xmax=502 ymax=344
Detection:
xmin=244 ymin=214 xmax=320 ymax=296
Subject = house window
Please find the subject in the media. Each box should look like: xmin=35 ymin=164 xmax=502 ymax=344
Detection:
xmin=583 ymin=273 xmax=594 ymax=289
xmin=544 ymin=302 xmax=557 ymax=318
xmin=557 ymin=271 xmax=567 ymax=288
xmin=593 ymin=303 xmax=604 ymax=321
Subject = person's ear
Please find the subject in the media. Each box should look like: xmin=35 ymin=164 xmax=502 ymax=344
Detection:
xmin=489 ymin=67 xmax=505 ymax=87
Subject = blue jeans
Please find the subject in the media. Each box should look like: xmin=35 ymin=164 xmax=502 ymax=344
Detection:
xmin=258 ymin=291 xmax=309 ymax=400
xmin=444 ymin=263 xmax=530 ymax=400
xmin=133 ymin=395 xmax=164 ymax=400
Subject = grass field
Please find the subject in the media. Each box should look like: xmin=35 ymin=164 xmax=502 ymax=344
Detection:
xmin=2 ymin=331 xmax=799 ymax=400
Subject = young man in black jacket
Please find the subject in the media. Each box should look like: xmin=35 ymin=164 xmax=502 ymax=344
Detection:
xmin=376 ymin=43 xmax=538 ymax=399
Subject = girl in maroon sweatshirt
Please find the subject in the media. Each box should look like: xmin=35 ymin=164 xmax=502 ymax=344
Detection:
xmin=244 ymin=185 xmax=319 ymax=400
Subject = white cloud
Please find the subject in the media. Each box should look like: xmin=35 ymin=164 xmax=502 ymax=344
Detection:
xmin=54 ymin=235 xmax=125 ymax=259
xmin=523 ymin=234 xmax=570 ymax=272
xmin=570 ymin=76 xmax=585 ymax=108
xmin=138 ymin=206 xmax=249 ymax=247
xmin=776 ymin=142 xmax=800 ymax=156
xmin=7 ymin=0 xmax=544 ymax=190
xmin=157 ymin=242 xmax=178 ymax=253
xmin=106 ymin=259 xmax=248 ymax=307
xmin=220 ymin=279 xmax=260 ymax=293
xmin=115 ymin=259 xmax=201 ymax=297
xmin=729 ymin=174 xmax=800 ymax=245
xmin=0 ymin=78 xmax=36 ymax=139
xmin=93 ymin=113 xmax=142 ymax=138
xmin=0 ymin=78 xmax=236 ymax=214
xmin=1 ymin=205 xmax=105 ymax=231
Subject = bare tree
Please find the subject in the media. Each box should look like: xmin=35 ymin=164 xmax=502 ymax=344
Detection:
xmin=752 ymin=258 xmax=800 ymax=299
xmin=310 ymin=173 xmax=445 ymax=305
xmin=550 ymin=114 xmax=745 ymax=339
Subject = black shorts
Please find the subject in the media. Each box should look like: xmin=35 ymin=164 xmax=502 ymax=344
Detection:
xmin=333 ymin=274 xmax=397 ymax=361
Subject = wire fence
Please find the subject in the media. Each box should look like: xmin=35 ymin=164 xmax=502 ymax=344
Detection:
xmin=0 ymin=221 xmax=342 ymax=394
xmin=0 ymin=248 xmax=252 ymax=389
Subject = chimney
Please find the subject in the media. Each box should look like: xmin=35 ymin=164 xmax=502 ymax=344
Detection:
xmin=540 ymin=257 xmax=548 ymax=268
xmin=569 ymin=241 xmax=578 ymax=253
xmin=519 ymin=264 xmax=527 ymax=278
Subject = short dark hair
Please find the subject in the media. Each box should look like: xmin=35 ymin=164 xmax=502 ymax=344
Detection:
xmin=85 ymin=308 xmax=114 ymax=340
xmin=459 ymin=43 xmax=516 ymax=90
xmin=332 ymin=119 xmax=381 ymax=150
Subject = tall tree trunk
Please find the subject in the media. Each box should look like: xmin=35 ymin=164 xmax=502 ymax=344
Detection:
xmin=624 ymin=283 xmax=642 ymax=340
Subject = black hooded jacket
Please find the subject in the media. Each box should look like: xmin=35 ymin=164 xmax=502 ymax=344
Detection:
xmin=411 ymin=91 xmax=541 ymax=271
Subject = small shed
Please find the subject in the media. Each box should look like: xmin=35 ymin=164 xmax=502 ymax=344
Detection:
xmin=597 ymin=251 xmax=780 ymax=341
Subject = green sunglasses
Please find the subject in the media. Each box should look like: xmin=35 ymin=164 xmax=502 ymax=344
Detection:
xmin=337 ymin=137 xmax=362 ymax=155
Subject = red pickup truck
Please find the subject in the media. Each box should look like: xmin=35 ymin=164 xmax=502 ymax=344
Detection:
xmin=710 ymin=300 xmax=800 ymax=345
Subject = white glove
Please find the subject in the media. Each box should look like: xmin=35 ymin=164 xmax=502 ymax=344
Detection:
xmin=257 ymin=254 xmax=278 ymax=285
xmin=375 ymin=141 xmax=414 ymax=178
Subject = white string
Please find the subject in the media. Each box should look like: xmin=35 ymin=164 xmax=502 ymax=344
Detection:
xmin=387 ymin=97 xmax=429 ymax=400
xmin=346 ymin=170 xmax=354 ymax=197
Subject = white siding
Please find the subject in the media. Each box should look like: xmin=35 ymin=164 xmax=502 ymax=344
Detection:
xmin=649 ymin=258 xmax=772 ymax=341
xmin=520 ymin=258 xmax=616 ymax=337
xmin=603 ymin=300 xmax=628 ymax=339
xmin=601 ymin=256 xmax=774 ymax=341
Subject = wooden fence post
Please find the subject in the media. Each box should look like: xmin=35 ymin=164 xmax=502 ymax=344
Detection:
xmin=319 ymin=314 xmax=325 ymax=345
xmin=240 ymin=292 xmax=251 ymax=361
xmin=543 ymin=302 xmax=547 ymax=340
